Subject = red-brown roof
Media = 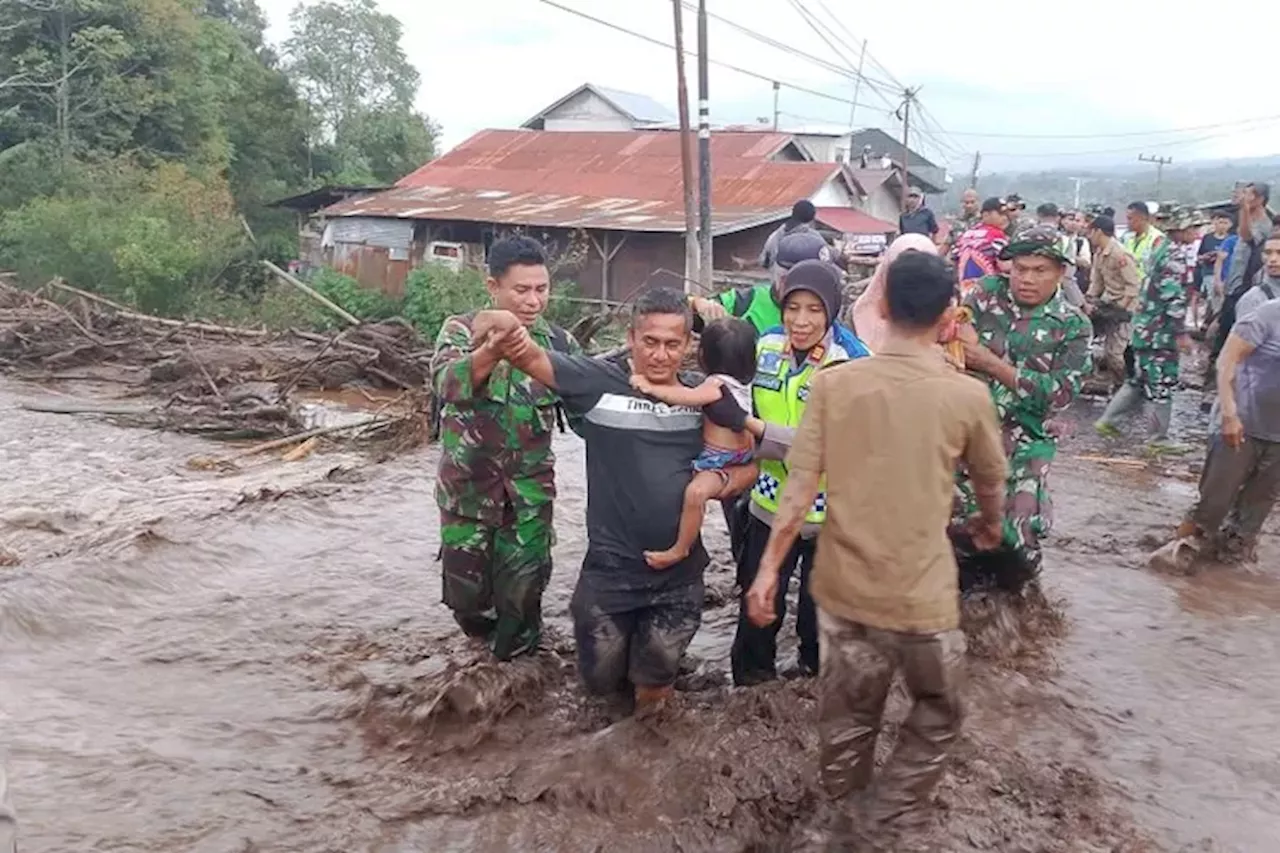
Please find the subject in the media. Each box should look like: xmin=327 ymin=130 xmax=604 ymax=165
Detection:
xmin=815 ymin=207 xmax=898 ymax=235
xmin=323 ymin=130 xmax=848 ymax=235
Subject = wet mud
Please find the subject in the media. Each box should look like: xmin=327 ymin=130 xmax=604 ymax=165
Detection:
xmin=2 ymin=378 xmax=1277 ymax=852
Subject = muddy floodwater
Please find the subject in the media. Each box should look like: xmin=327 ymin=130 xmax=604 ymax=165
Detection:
xmin=2 ymin=377 xmax=1278 ymax=852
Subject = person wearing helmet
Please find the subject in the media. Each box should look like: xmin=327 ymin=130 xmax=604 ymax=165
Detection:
xmin=691 ymin=228 xmax=835 ymax=336
xmin=949 ymin=225 xmax=1093 ymax=593
xmin=1095 ymin=208 xmax=1201 ymax=451
xmin=731 ymin=259 xmax=871 ymax=685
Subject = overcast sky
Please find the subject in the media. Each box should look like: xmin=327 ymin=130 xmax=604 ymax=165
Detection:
xmin=259 ymin=0 xmax=1280 ymax=174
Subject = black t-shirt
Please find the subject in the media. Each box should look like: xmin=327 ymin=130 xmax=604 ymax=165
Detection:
xmin=1196 ymin=234 xmax=1225 ymax=288
xmin=551 ymin=352 xmax=718 ymax=609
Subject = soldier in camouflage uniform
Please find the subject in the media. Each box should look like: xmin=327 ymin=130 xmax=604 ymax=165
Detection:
xmin=945 ymin=188 xmax=982 ymax=257
xmin=950 ymin=225 xmax=1094 ymax=591
xmin=431 ymin=236 xmax=582 ymax=660
xmin=1094 ymin=208 xmax=1198 ymax=449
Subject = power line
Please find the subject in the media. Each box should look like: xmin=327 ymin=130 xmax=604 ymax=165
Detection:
xmin=977 ymin=122 xmax=1280 ymax=159
xmin=680 ymin=1 xmax=898 ymax=93
xmin=934 ymin=113 xmax=1280 ymax=139
xmin=536 ymin=0 xmax=886 ymax=113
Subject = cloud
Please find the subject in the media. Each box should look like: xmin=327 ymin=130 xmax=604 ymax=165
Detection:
xmin=259 ymin=0 xmax=1280 ymax=171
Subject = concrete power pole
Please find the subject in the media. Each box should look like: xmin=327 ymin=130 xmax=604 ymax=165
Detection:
xmin=898 ymin=88 xmax=917 ymax=209
xmin=1068 ymin=176 xmax=1085 ymax=210
xmin=968 ymin=151 xmax=981 ymax=189
xmin=672 ymin=0 xmax=698 ymax=290
xmin=771 ymin=81 xmax=780 ymax=131
xmin=696 ymin=0 xmax=712 ymax=293
xmin=1138 ymin=153 xmax=1172 ymax=201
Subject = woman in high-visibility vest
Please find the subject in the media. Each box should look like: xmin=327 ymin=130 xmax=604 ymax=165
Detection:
xmin=732 ymin=259 xmax=871 ymax=686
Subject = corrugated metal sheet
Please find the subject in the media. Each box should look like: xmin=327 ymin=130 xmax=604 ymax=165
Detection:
xmin=324 ymin=185 xmax=791 ymax=236
xmin=815 ymin=207 xmax=898 ymax=235
xmin=326 ymin=217 xmax=413 ymax=249
xmin=594 ymin=85 xmax=676 ymax=124
xmin=323 ymin=130 xmax=849 ymax=235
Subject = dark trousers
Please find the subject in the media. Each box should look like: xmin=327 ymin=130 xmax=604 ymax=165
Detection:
xmin=731 ymin=513 xmax=818 ymax=686
xmin=1211 ymin=289 xmax=1245 ymax=362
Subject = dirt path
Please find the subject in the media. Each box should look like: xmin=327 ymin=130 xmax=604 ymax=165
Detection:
xmin=1 ymin=379 xmax=1276 ymax=852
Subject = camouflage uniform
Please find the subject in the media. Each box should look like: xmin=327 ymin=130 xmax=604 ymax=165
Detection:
xmin=431 ymin=312 xmax=582 ymax=660
xmin=952 ymin=227 xmax=1093 ymax=587
xmin=1095 ymin=209 xmax=1194 ymax=443
xmin=1129 ymin=239 xmax=1189 ymax=401
xmin=946 ymin=211 xmax=980 ymax=258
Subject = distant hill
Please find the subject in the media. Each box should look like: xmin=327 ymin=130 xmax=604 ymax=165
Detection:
xmin=940 ymin=155 xmax=1280 ymax=214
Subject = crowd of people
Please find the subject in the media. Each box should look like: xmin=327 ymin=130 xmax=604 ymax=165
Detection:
xmin=427 ymin=171 xmax=1279 ymax=843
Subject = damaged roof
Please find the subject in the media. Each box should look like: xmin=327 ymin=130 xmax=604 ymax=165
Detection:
xmin=323 ymin=129 xmax=852 ymax=235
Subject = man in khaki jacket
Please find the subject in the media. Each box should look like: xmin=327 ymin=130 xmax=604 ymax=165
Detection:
xmin=1086 ymin=215 xmax=1143 ymax=385
xmin=746 ymin=250 xmax=1007 ymax=843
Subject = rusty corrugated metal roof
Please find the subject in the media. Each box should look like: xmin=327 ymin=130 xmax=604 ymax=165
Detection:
xmin=815 ymin=207 xmax=898 ymax=235
xmin=324 ymin=129 xmax=849 ymax=235
xmin=324 ymin=185 xmax=794 ymax=235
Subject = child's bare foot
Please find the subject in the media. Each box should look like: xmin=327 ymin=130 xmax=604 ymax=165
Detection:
xmin=644 ymin=547 xmax=687 ymax=570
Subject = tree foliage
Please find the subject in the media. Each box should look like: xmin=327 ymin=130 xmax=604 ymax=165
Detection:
xmin=283 ymin=0 xmax=438 ymax=184
xmin=0 ymin=0 xmax=440 ymax=315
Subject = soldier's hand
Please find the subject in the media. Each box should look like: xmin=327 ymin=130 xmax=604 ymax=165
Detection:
xmin=969 ymin=515 xmax=1004 ymax=551
xmin=745 ymin=570 xmax=779 ymax=627
xmin=1176 ymin=333 xmax=1192 ymax=354
xmin=497 ymin=326 xmax=536 ymax=363
xmin=472 ymin=309 xmax=522 ymax=342
xmin=1222 ymin=413 xmax=1246 ymax=450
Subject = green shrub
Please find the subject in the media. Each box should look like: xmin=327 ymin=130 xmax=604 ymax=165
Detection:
xmin=401 ymin=263 xmax=489 ymax=342
xmin=310 ymin=268 xmax=400 ymax=321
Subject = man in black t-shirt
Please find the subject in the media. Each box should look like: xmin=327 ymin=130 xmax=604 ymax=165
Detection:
xmin=474 ymin=288 xmax=752 ymax=712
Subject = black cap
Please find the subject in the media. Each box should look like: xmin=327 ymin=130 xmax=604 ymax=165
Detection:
xmin=981 ymin=196 xmax=1004 ymax=213
xmin=1252 ymin=181 xmax=1271 ymax=204
xmin=779 ymin=259 xmax=842 ymax=328
xmin=775 ymin=230 xmax=833 ymax=269
xmin=791 ymin=199 xmax=817 ymax=222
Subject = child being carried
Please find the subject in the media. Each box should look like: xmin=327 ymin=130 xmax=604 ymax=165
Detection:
xmin=631 ymin=317 xmax=758 ymax=570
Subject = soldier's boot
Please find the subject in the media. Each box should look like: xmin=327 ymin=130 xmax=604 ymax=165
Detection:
xmin=1096 ymin=382 xmax=1144 ymax=435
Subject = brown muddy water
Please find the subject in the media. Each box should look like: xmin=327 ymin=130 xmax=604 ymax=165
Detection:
xmin=1 ymin=377 xmax=1277 ymax=852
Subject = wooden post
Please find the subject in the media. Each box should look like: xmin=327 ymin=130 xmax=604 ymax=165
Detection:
xmin=672 ymin=0 xmax=699 ymax=292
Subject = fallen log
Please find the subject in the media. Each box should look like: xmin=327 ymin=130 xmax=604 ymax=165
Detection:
xmin=20 ymin=398 xmax=155 ymax=416
xmin=187 ymin=415 xmax=395 ymax=469
xmin=262 ymin=260 xmax=360 ymax=326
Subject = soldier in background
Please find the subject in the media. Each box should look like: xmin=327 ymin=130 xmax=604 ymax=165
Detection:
xmin=945 ymin=188 xmax=982 ymax=257
xmin=1095 ymin=208 xmax=1199 ymax=450
xmin=950 ymin=226 xmax=1093 ymax=592
xmin=1003 ymin=193 xmax=1034 ymax=237
xmin=430 ymin=236 xmax=582 ymax=660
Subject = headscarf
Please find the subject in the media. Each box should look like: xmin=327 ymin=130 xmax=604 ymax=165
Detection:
xmin=851 ymin=233 xmax=938 ymax=353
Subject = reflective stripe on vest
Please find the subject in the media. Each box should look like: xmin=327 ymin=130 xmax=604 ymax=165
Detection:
xmin=750 ymin=331 xmax=827 ymax=523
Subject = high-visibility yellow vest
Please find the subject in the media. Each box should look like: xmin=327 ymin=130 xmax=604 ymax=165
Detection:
xmin=750 ymin=326 xmax=867 ymax=523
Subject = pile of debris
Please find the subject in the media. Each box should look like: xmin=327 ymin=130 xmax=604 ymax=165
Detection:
xmin=0 ymin=278 xmax=433 ymax=447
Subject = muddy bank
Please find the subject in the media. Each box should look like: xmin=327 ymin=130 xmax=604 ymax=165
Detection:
xmin=1 ymin=379 xmax=1276 ymax=852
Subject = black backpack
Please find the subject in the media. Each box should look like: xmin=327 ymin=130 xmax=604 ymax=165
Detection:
xmin=429 ymin=319 xmax=576 ymax=441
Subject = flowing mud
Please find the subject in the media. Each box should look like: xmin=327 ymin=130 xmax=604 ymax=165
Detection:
xmin=1 ymin=378 xmax=1276 ymax=852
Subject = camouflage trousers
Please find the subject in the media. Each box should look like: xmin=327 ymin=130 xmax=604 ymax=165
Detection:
xmin=816 ymin=609 xmax=966 ymax=825
xmin=1132 ymin=348 xmax=1180 ymax=402
xmin=439 ymin=503 xmax=554 ymax=660
xmin=951 ymin=440 xmax=1053 ymax=591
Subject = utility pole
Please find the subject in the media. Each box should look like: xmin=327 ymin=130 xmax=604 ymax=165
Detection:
xmin=847 ymin=40 xmax=867 ymax=130
xmin=968 ymin=151 xmax=981 ymax=190
xmin=1138 ymin=153 xmax=1172 ymax=201
xmin=771 ymin=81 xmax=780 ymax=131
xmin=696 ymin=0 xmax=712 ymax=293
xmin=672 ymin=0 xmax=698 ymax=291
xmin=898 ymin=87 xmax=917 ymax=209
xmin=1068 ymin=176 xmax=1085 ymax=210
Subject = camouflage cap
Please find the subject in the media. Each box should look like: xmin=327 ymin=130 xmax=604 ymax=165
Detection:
xmin=999 ymin=223 xmax=1069 ymax=263
xmin=1164 ymin=206 xmax=1199 ymax=231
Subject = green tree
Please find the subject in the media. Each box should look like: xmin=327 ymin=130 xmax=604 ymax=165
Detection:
xmin=283 ymin=0 xmax=438 ymax=184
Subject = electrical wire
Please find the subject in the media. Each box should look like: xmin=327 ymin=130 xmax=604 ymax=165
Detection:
xmin=976 ymin=122 xmax=1280 ymax=159
xmin=534 ymin=0 xmax=889 ymax=113
xmin=916 ymin=113 xmax=1280 ymax=139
